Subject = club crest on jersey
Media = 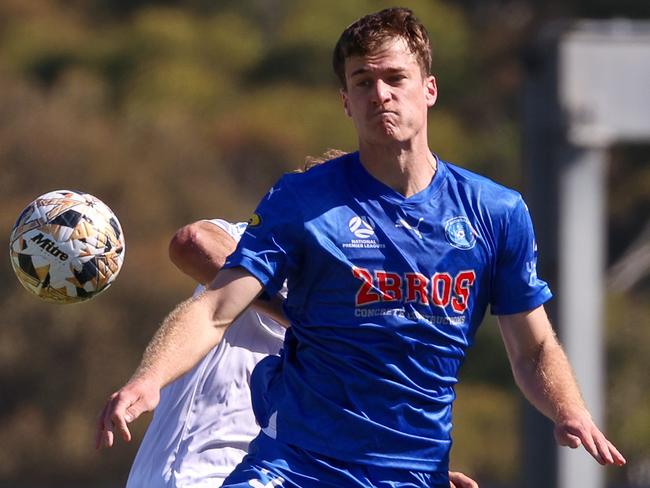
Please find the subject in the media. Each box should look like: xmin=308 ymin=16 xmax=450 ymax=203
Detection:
xmin=444 ymin=216 xmax=477 ymax=250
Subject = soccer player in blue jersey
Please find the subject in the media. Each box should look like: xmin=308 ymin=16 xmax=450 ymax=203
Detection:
xmin=97 ymin=7 xmax=625 ymax=487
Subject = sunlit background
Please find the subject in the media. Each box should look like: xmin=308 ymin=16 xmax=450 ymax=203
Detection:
xmin=0 ymin=1 xmax=648 ymax=487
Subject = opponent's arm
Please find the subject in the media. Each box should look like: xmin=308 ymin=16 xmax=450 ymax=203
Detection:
xmin=96 ymin=267 xmax=263 ymax=449
xmin=169 ymin=220 xmax=288 ymax=326
xmin=497 ymin=305 xmax=625 ymax=466
xmin=169 ymin=220 xmax=237 ymax=285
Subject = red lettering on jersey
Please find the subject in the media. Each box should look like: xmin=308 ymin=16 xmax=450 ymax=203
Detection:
xmin=352 ymin=266 xmax=381 ymax=306
xmin=406 ymin=273 xmax=429 ymax=304
xmin=451 ymin=270 xmax=476 ymax=313
xmin=376 ymin=271 xmax=402 ymax=301
xmin=353 ymin=267 xmax=477 ymax=312
xmin=431 ymin=272 xmax=452 ymax=307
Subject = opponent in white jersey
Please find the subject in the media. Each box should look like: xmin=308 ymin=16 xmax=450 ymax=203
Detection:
xmin=125 ymin=219 xmax=285 ymax=488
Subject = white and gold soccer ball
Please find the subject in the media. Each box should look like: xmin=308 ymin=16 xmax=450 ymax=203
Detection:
xmin=9 ymin=190 xmax=125 ymax=304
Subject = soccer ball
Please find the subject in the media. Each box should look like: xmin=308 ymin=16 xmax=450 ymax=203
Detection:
xmin=9 ymin=190 xmax=125 ymax=304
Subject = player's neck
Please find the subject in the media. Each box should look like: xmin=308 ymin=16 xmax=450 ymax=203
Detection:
xmin=358 ymin=141 xmax=437 ymax=198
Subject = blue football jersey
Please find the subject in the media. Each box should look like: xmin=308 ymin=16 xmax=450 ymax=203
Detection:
xmin=223 ymin=152 xmax=552 ymax=472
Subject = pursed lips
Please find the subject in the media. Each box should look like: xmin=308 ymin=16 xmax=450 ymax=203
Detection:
xmin=372 ymin=109 xmax=398 ymax=118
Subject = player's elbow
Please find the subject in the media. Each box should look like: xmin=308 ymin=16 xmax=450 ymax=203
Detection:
xmin=169 ymin=220 xmax=239 ymax=285
xmin=169 ymin=224 xmax=200 ymax=268
xmin=169 ymin=222 xmax=223 ymax=284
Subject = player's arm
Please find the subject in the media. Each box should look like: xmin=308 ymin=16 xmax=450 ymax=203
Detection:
xmin=169 ymin=220 xmax=237 ymax=285
xmin=169 ymin=220 xmax=288 ymax=326
xmin=449 ymin=470 xmax=479 ymax=488
xmin=497 ymin=305 xmax=626 ymax=466
xmin=96 ymin=266 xmax=263 ymax=449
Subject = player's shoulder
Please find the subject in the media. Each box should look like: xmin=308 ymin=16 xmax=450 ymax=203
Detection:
xmin=442 ymin=160 xmax=523 ymax=212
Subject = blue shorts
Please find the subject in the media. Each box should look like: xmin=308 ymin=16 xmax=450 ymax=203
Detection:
xmin=222 ymin=433 xmax=449 ymax=488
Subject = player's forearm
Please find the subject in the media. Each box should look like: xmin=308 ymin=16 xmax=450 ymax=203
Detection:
xmin=131 ymin=267 xmax=263 ymax=389
xmin=510 ymin=335 xmax=587 ymax=423
xmin=130 ymin=293 xmax=229 ymax=388
xmin=498 ymin=307 xmax=589 ymax=423
xmin=96 ymin=268 xmax=263 ymax=449
xmin=499 ymin=308 xmax=625 ymax=466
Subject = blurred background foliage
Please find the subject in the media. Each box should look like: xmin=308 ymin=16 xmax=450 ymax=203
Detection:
xmin=0 ymin=0 xmax=648 ymax=487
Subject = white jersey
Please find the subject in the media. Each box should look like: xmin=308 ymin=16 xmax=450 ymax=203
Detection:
xmin=126 ymin=220 xmax=285 ymax=488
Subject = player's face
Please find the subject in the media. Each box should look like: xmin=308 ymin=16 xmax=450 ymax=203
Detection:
xmin=341 ymin=37 xmax=437 ymax=146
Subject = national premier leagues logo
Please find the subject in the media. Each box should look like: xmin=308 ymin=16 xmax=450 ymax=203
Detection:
xmin=348 ymin=215 xmax=375 ymax=238
xmin=444 ymin=216 xmax=477 ymax=250
xmin=343 ymin=215 xmax=384 ymax=249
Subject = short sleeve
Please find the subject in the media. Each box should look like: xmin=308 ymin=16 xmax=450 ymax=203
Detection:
xmin=223 ymin=176 xmax=303 ymax=298
xmin=490 ymin=196 xmax=552 ymax=315
xmin=202 ymin=219 xmax=248 ymax=243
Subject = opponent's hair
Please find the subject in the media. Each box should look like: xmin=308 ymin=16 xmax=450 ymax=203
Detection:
xmin=299 ymin=148 xmax=347 ymax=172
xmin=332 ymin=7 xmax=432 ymax=89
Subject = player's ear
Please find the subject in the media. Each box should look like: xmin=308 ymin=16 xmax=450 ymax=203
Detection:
xmin=425 ymin=75 xmax=437 ymax=108
xmin=340 ymin=89 xmax=351 ymax=117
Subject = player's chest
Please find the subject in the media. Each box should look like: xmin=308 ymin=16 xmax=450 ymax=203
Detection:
xmin=304 ymin=201 xmax=492 ymax=275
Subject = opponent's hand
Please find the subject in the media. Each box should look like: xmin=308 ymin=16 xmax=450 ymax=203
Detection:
xmin=554 ymin=411 xmax=626 ymax=466
xmin=449 ymin=470 xmax=479 ymax=488
xmin=95 ymin=378 xmax=160 ymax=449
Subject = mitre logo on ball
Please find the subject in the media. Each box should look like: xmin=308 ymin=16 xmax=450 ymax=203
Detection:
xmin=9 ymin=189 xmax=126 ymax=304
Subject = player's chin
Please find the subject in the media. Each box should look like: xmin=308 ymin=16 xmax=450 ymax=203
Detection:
xmin=370 ymin=125 xmax=405 ymax=142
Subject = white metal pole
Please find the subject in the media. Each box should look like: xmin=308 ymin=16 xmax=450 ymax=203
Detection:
xmin=557 ymin=147 xmax=606 ymax=488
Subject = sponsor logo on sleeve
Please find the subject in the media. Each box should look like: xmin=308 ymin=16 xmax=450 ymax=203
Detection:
xmin=526 ymin=260 xmax=539 ymax=286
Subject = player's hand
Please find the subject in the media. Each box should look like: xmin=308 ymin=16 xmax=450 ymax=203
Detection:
xmin=449 ymin=470 xmax=479 ymax=488
xmin=95 ymin=378 xmax=160 ymax=449
xmin=554 ymin=410 xmax=626 ymax=466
